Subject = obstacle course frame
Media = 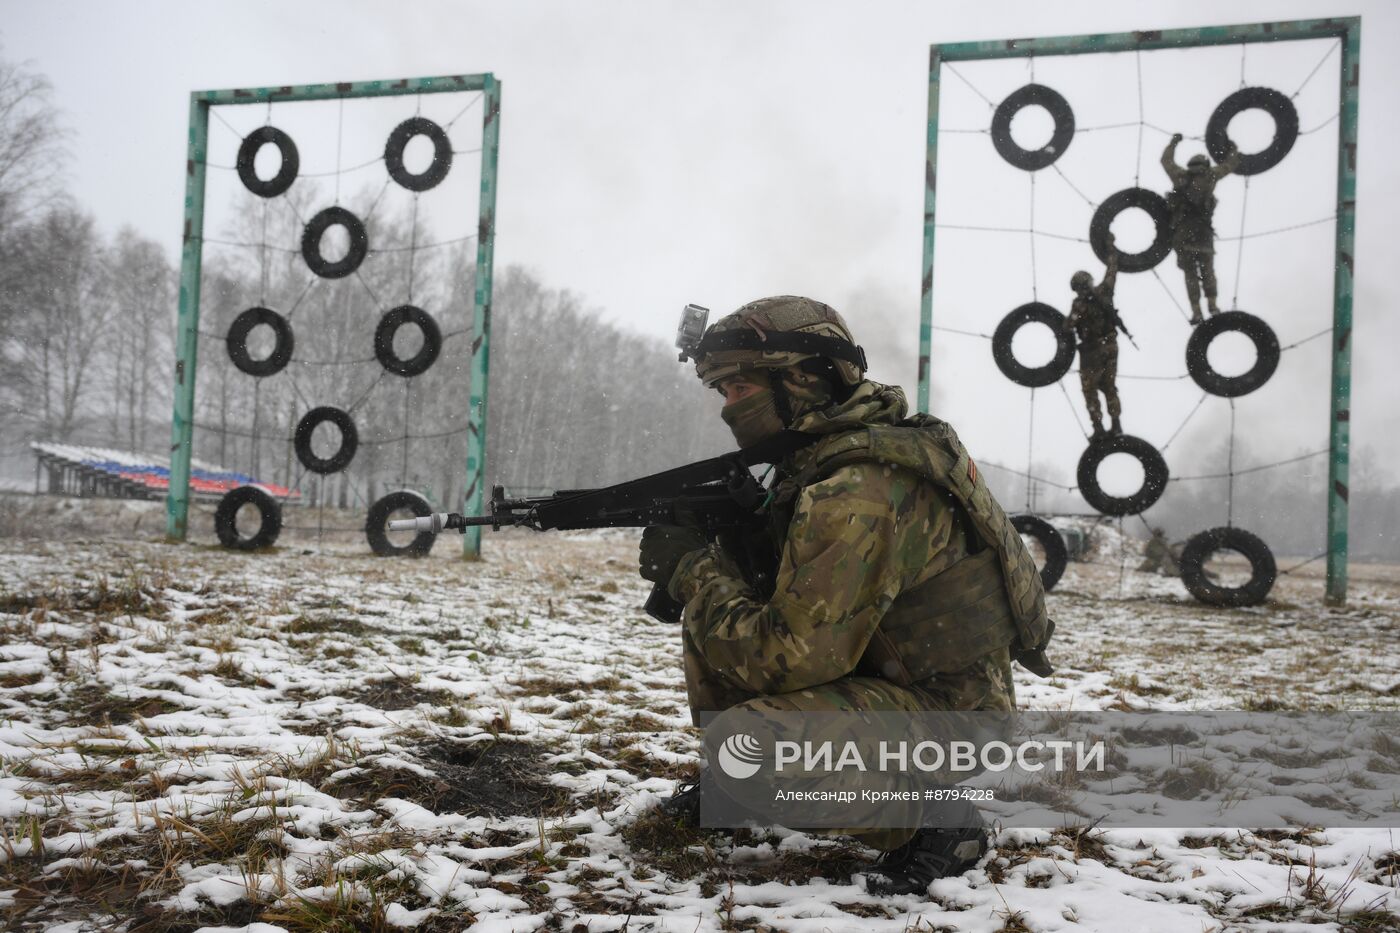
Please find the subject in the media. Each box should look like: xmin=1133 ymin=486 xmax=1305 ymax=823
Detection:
xmin=166 ymin=72 xmax=502 ymax=557
xmin=918 ymin=18 xmax=1359 ymax=604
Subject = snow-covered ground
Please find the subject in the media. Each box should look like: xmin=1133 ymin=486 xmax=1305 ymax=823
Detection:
xmin=0 ymin=498 xmax=1397 ymax=931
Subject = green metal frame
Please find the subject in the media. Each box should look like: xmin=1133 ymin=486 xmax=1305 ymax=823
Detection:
xmin=920 ymin=18 xmax=1360 ymax=604
xmin=166 ymin=72 xmax=502 ymax=559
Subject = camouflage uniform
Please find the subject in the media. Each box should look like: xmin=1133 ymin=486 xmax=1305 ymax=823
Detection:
xmin=1064 ymin=253 xmax=1122 ymax=436
xmin=1136 ymin=528 xmax=1180 ymax=576
xmin=668 ymin=380 xmax=1039 ymax=849
xmin=1162 ymin=137 xmax=1242 ymax=322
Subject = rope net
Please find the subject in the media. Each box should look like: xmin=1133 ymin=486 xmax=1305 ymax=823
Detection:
xmin=192 ymin=89 xmax=487 ymax=552
xmin=930 ymin=37 xmax=1342 ymax=599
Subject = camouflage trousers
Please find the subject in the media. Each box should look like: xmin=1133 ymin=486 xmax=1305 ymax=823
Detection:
xmin=1077 ymin=343 xmax=1120 ymax=431
xmin=684 ymin=628 xmax=1015 ymax=850
xmin=1175 ymin=245 xmax=1218 ymax=313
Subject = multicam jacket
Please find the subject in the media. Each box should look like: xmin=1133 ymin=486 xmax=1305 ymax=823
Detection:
xmin=668 ymin=382 xmax=1050 ymax=700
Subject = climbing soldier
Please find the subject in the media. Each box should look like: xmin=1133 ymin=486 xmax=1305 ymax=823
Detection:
xmin=1064 ymin=233 xmax=1124 ymax=438
xmin=1162 ymin=132 xmax=1242 ymax=324
xmin=638 ymin=296 xmax=1055 ymax=895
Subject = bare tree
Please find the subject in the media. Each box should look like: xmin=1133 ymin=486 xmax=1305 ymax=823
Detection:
xmin=7 ymin=207 xmax=115 ymax=440
xmin=103 ymin=227 xmax=175 ymax=451
xmin=0 ymin=51 xmax=68 ymax=241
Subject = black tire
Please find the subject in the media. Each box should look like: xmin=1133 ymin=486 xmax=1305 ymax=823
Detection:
xmin=226 ymin=307 xmax=294 ymax=377
xmin=1077 ymin=434 xmax=1169 ymax=516
xmin=1011 ymin=514 xmax=1067 ymax=591
xmin=991 ymin=303 xmax=1075 ymax=388
xmin=236 ymin=126 xmax=299 ymax=198
xmin=1185 ymin=311 xmax=1280 ymax=397
xmin=1206 ymin=87 xmax=1299 ymax=177
xmin=1179 ymin=526 xmax=1276 ymax=607
xmin=301 ymin=207 xmax=368 ymax=279
xmin=1181 ymin=308 xmax=1282 ymax=395
xmin=1089 ymin=188 xmax=1173 ymax=273
xmin=990 ymin=84 xmax=1075 ymax=171
xmin=366 ymin=490 xmax=437 ymax=557
xmin=375 ymin=305 xmax=442 ymax=377
xmin=294 ymin=407 xmax=358 ymax=474
xmin=384 ymin=117 xmax=454 ymax=192
xmin=214 ymin=485 xmax=282 ymax=550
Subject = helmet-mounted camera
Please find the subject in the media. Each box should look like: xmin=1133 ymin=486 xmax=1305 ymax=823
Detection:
xmin=676 ymin=304 xmax=710 ymax=362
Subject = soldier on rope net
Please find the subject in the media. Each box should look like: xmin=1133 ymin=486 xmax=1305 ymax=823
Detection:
xmin=637 ymin=296 xmax=1055 ymax=895
xmin=1063 ymin=233 xmax=1125 ymax=438
xmin=1161 ymin=132 xmax=1242 ymax=324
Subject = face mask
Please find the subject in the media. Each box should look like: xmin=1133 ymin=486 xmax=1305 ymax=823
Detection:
xmin=720 ymin=386 xmax=786 ymax=448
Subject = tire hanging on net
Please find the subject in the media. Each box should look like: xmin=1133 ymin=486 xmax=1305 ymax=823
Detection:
xmin=1205 ymin=87 xmax=1299 ymax=176
xmin=214 ymin=485 xmax=282 ymax=551
xmin=1185 ymin=310 xmax=1280 ymax=397
xmin=1011 ymin=514 xmax=1068 ymax=591
xmin=1178 ymin=526 xmax=1276 ymax=607
xmin=384 ymin=117 xmax=454 ymax=192
xmin=226 ymin=307 xmax=294 ymax=377
xmin=236 ymin=126 xmax=299 ymax=198
xmin=992 ymin=302 xmax=1076 ymax=388
xmin=990 ymin=83 xmax=1075 ymax=171
xmin=1088 ymin=188 xmax=1173 ymax=273
xmin=366 ymin=490 xmax=437 ymax=557
xmin=1076 ymin=434 xmax=1169 ymax=516
xmin=375 ymin=305 xmax=442 ymax=377
xmin=294 ymin=407 xmax=358 ymax=474
xmin=301 ymin=207 xmax=369 ymax=279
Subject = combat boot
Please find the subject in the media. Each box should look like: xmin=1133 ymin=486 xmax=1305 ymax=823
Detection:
xmin=660 ymin=772 xmax=704 ymax=827
xmin=659 ymin=768 xmax=759 ymax=832
xmin=1110 ymin=415 xmax=1122 ymax=435
xmin=863 ymin=820 xmax=989 ymax=896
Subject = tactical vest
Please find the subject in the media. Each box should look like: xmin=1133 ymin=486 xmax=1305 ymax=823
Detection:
xmin=1167 ymin=181 xmax=1216 ymax=230
xmin=1072 ymin=291 xmax=1116 ymax=346
xmin=771 ymin=414 xmax=1054 ymax=679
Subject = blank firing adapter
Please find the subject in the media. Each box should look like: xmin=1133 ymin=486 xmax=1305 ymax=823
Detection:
xmin=388 ymin=512 xmax=462 ymax=534
xmin=675 ymin=303 xmax=710 ymax=362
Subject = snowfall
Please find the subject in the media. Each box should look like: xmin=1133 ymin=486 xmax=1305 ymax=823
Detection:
xmin=0 ymin=495 xmax=1397 ymax=932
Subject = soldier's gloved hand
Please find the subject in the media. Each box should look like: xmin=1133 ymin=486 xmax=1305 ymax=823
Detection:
xmin=1171 ymin=132 xmax=1183 ymax=143
xmin=639 ymin=525 xmax=708 ymax=585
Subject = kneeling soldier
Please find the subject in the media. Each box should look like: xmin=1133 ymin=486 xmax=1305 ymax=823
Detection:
xmin=639 ymin=296 xmax=1055 ymax=895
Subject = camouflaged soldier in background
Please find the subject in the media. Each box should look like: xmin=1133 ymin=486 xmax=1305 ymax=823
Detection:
xmin=1136 ymin=527 xmax=1181 ymax=577
xmin=641 ymin=296 xmax=1055 ymax=895
xmin=1064 ymin=237 xmax=1123 ymax=437
xmin=1162 ymin=133 xmax=1242 ymax=324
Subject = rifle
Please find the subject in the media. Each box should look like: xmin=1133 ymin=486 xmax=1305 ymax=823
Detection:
xmin=1113 ymin=311 xmax=1139 ymax=350
xmin=387 ymin=431 xmax=816 ymax=623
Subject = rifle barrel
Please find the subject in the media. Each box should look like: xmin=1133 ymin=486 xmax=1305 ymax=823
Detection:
xmin=386 ymin=512 xmax=500 ymax=534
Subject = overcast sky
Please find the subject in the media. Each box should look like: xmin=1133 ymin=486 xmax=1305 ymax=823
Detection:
xmin=4 ymin=0 xmax=1398 ymax=516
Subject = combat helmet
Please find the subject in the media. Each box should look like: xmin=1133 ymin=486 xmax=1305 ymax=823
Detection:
xmin=1069 ymin=271 xmax=1093 ymax=292
xmin=1187 ymin=153 xmax=1211 ymax=171
xmin=679 ymin=296 xmax=867 ymax=389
